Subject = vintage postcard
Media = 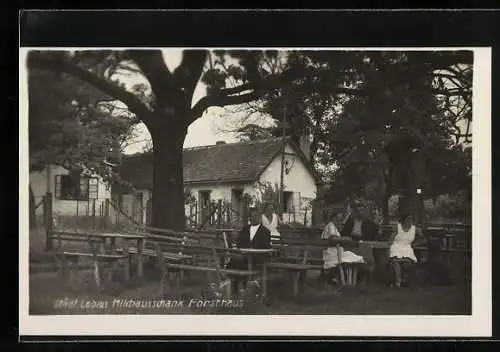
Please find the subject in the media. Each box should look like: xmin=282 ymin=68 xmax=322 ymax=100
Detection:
xmin=19 ymin=45 xmax=491 ymax=337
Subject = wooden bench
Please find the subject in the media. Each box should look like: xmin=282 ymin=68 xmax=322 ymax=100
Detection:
xmin=370 ymin=223 xmax=472 ymax=285
xmin=122 ymin=228 xmax=196 ymax=270
xmin=265 ymin=235 xmax=361 ymax=297
xmin=380 ymin=224 xmax=396 ymax=240
xmin=50 ymin=231 xmax=130 ymax=288
xmin=126 ymin=247 xmax=191 ymax=261
xmin=380 ymin=223 xmax=471 ymax=249
xmin=61 ymin=251 xmax=130 ymax=287
xmin=134 ymin=227 xmax=256 ymax=296
xmin=49 ymin=230 xmax=105 ymax=246
xmin=154 ymin=240 xmax=260 ymax=297
xmin=127 ymin=226 xmax=234 ymax=256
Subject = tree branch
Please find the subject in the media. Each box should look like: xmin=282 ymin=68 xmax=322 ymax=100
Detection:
xmin=73 ymin=50 xmax=114 ymax=72
xmin=127 ymin=50 xmax=175 ymax=99
xmin=432 ymin=87 xmax=470 ymax=99
xmin=218 ymin=83 xmax=255 ymax=96
xmin=190 ymin=90 xmax=261 ymax=123
xmin=434 ymin=72 xmax=469 ymax=89
xmin=28 ymin=52 xmax=152 ymax=121
xmin=173 ymin=50 xmax=208 ymax=97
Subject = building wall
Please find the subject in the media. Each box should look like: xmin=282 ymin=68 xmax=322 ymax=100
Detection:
xmin=256 ymin=144 xmax=317 ymax=225
xmin=184 ymin=183 xmax=256 ymax=224
xmin=187 ymin=184 xmax=233 ymax=204
xmin=121 ymin=184 xmax=254 ymax=226
xmin=185 ymin=184 xmax=259 ymax=202
xmin=118 ymin=189 xmax=151 ymax=225
xmin=118 ymin=143 xmax=318 ymax=226
xmin=29 ymin=165 xmax=111 ymax=216
xmin=257 ymin=144 xmax=317 ymax=199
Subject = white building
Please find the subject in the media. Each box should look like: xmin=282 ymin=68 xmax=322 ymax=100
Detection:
xmin=117 ymin=137 xmax=320 ymax=226
xmin=30 ymin=165 xmax=111 ymax=217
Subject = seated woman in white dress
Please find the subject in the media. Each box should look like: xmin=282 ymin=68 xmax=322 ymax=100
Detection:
xmin=319 ymin=211 xmax=365 ymax=285
xmin=389 ymin=213 xmax=426 ymax=288
xmin=261 ymin=203 xmax=283 ymax=240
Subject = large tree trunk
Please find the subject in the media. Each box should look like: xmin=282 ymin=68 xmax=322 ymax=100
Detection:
xmin=29 ymin=183 xmax=36 ymax=229
xmin=149 ymin=117 xmax=188 ymax=231
xmin=400 ymin=151 xmax=426 ymax=226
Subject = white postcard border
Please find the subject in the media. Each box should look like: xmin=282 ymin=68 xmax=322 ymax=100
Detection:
xmin=19 ymin=47 xmax=491 ymax=337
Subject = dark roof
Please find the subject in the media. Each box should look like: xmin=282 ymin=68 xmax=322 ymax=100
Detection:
xmin=119 ymin=137 xmax=318 ymax=188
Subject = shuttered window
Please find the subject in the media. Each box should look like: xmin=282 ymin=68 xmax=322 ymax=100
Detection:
xmin=54 ymin=174 xmax=98 ymax=200
xmin=54 ymin=175 xmax=62 ymax=199
xmin=79 ymin=177 xmax=89 ymax=199
xmin=293 ymin=192 xmax=301 ymax=213
xmin=88 ymin=178 xmax=98 ymax=199
xmin=282 ymin=191 xmax=294 ymax=213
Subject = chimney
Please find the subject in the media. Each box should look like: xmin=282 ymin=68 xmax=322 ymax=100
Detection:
xmin=298 ymin=134 xmax=311 ymax=161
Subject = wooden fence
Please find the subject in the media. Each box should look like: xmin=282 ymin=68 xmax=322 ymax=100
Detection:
xmin=38 ymin=192 xmax=472 ymax=255
xmin=185 ymin=200 xmax=249 ymax=230
xmin=38 ymin=194 xmax=249 ymax=240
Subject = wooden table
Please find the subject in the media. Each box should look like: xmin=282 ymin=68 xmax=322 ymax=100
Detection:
xmin=358 ymin=241 xmax=443 ymax=283
xmin=89 ymin=233 xmax=147 ymax=277
xmin=237 ymin=248 xmax=276 ymax=270
xmin=236 ymin=248 xmax=276 ymax=300
xmin=356 ymin=241 xmax=389 ymax=282
xmin=359 ymin=240 xmax=389 ymax=249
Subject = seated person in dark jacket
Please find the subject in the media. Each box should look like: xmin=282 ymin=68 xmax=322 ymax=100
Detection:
xmin=340 ymin=201 xmax=380 ymax=284
xmin=225 ymin=208 xmax=271 ymax=295
xmin=341 ymin=201 xmax=379 ymax=241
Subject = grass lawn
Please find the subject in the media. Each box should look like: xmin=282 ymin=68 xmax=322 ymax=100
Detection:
xmin=27 ymin=228 xmax=471 ymax=315
xmin=28 ymin=266 xmax=471 ymax=315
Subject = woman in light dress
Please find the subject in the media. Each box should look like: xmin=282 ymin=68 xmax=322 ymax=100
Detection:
xmin=320 ymin=211 xmax=365 ymax=285
xmin=261 ymin=203 xmax=283 ymax=239
xmin=388 ymin=213 xmax=425 ymax=287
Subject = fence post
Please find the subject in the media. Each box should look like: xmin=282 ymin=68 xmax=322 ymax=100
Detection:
xmin=92 ymin=199 xmax=96 ymax=230
xmin=311 ymin=200 xmax=317 ymax=227
xmin=189 ymin=205 xmax=193 ymax=227
xmin=98 ymin=203 xmax=103 ymax=229
xmin=217 ymin=200 xmax=223 ymax=229
xmin=114 ymin=199 xmax=120 ymax=231
xmin=43 ymin=193 xmax=53 ymax=252
xmin=75 ymin=201 xmax=79 ymax=229
xmin=104 ymin=199 xmax=110 ymax=230
xmin=147 ymin=199 xmax=152 ymax=226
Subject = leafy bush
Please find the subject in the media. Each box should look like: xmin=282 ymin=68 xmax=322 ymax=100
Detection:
xmin=424 ymin=191 xmax=471 ymax=222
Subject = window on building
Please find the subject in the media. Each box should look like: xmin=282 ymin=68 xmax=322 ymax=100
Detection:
xmin=55 ymin=175 xmax=98 ymax=200
xmin=199 ymin=190 xmax=211 ymax=208
xmin=282 ymin=191 xmax=294 ymax=213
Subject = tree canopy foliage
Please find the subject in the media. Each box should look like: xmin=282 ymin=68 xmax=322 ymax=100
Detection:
xmin=27 ymin=49 xmax=291 ymax=230
xmin=27 ymin=49 xmax=473 ymax=228
xmin=227 ymin=50 xmax=473 ymax=220
xmin=28 ymin=70 xmax=135 ymax=180
xmin=28 ymin=69 xmax=137 ymax=228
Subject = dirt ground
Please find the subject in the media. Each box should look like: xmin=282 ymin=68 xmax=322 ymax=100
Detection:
xmin=27 ymin=229 xmax=471 ymax=315
xmin=28 ymin=266 xmax=471 ymax=316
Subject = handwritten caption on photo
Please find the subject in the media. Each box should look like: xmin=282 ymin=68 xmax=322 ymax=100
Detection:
xmin=53 ymin=297 xmax=244 ymax=311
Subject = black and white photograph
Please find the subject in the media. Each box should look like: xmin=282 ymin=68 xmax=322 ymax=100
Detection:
xmin=19 ymin=40 xmax=491 ymax=336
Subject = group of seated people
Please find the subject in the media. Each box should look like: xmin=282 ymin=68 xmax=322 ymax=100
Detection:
xmin=320 ymin=200 xmax=426 ymax=288
xmin=222 ymin=200 xmax=426 ymax=296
